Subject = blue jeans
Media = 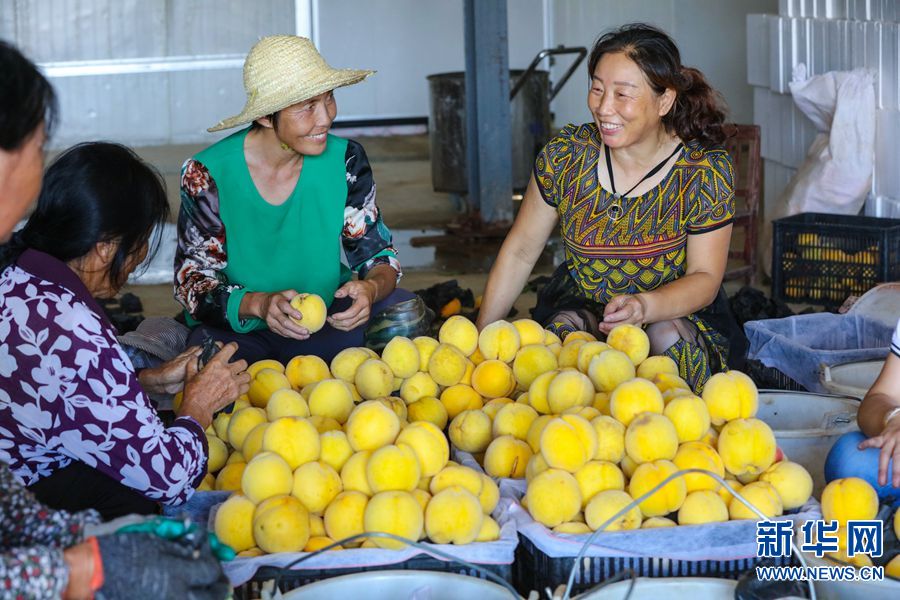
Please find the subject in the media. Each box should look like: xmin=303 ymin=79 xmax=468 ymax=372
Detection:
xmin=824 ymin=431 xmax=900 ymax=507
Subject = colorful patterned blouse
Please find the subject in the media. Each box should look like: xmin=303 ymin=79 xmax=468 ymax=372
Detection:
xmin=535 ymin=123 xmax=735 ymax=304
xmin=175 ymin=135 xmax=401 ymax=332
xmin=0 ymin=250 xmax=208 ymax=506
xmin=0 ymin=463 xmax=99 ymax=598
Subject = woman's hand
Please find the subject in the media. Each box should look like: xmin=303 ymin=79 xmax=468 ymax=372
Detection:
xmin=253 ymin=290 xmax=310 ymax=340
xmin=177 ymin=343 xmax=250 ymax=429
xmin=599 ymin=294 xmax=648 ymax=335
xmin=138 ymin=346 xmax=202 ymax=394
xmin=62 ymin=540 xmax=96 ymax=600
xmin=328 ymin=280 xmax=377 ymax=332
xmin=858 ymin=413 xmax=900 ymax=488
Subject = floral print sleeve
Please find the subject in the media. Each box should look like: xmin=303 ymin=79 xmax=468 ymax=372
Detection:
xmin=0 ymin=259 xmax=208 ymax=507
xmin=342 ymin=140 xmax=402 ymax=280
xmin=0 ymin=463 xmax=100 ymax=598
xmin=174 ymin=159 xmax=237 ymax=329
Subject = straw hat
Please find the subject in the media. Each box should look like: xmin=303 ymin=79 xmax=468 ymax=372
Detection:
xmin=208 ymin=35 xmax=374 ymax=132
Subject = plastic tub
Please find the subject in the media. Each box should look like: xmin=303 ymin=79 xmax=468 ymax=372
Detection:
xmin=757 ymin=391 xmax=859 ymax=494
xmin=820 ymin=359 xmax=885 ymax=398
xmin=578 ymin=577 xmax=736 ymax=599
xmin=800 ymin=553 xmax=900 ymax=599
xmin=279 ymin=570 xmax=517 ymax=600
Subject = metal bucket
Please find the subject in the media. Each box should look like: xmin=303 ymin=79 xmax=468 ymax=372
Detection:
xmin=578 ymin=577 xmax=736 ymax=599
xmin=756 ymin=391 xmax=859 ymax=495
xmin=820 ymin=359 xmax=885 ymax=398
xmin=427 ymin=47 xmax=586 ymax=194
xmin=279 ymin=570 xmax=516 ymax=600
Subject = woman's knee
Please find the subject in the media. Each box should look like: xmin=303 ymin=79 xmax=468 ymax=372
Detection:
xmin=646 ymin=319 xmax=682 ymax=355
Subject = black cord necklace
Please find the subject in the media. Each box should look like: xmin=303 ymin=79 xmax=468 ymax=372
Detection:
xmin=604 ymin=141 xmax=683 ymax=221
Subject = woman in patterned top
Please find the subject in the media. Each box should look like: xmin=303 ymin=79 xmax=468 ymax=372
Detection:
xmin=0 ymin=142 xmax=251 ymax=520
xmin=0 ymin=41 xmax=227 ymax=600
xmin=477 ymin=24 xmax=746 ymax=391
xmin=176 ymin=36 xmax=412 ymax=365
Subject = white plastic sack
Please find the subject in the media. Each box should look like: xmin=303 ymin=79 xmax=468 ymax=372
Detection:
xmin=763 ymin=68 xmax=876 ymax=276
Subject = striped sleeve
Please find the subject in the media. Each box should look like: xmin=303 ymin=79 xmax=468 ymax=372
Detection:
xmin=892 ymin=318 xmax=900 ymax=357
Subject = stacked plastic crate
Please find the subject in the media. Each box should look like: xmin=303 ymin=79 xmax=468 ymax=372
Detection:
xmin=748 ymin=0 xmax=900 ymax=220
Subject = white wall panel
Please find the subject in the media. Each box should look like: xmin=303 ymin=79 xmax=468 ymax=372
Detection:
xmin=874 ymin=109 xmax=900 ymax=198
xmin=549 ymin=0 xmax=777 ymax=129
xmin=748 ymin=14 xmax=771 ymax=87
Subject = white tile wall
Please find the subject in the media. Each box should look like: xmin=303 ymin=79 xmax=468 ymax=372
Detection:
xmin=748 ymin=14 xmax=771 ymax=86
xmin=874 ymin=109 xmax=900 ymax=197
xmin=771 ymin=16 xmax=788 ymax=92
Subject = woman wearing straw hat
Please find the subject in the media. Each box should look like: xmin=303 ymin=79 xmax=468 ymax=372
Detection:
xmin=175 ymin=35 xmax=415 ymax=364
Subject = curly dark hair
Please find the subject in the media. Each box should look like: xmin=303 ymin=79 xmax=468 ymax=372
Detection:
xmin=587 ymin=23 xmax=728 ymax=148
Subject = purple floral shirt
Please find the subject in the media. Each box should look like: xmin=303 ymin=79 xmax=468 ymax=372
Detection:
xmin=0 ymin=250 xmax=207 ymax=506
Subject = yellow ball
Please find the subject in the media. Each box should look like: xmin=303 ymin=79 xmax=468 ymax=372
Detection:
xmin=396 ymin=421 xmax=449 ymax=477
xmin=284 ymin=354 xmax=330 ymax=390
xmin=624 ymin=412 xmax=679 ymax=464
xmin=492 ymin=403 xmax=539 ymax=440
xmin=292 ymin=461 xmax=342 ymax=514
xmin=628 ymin=459 xmax=687 ymax=517
xmin=820 ymin=477 xmax=879 ymax=525
xmin=266 ymin=389 xmax=310 ymax=420
xmin=729 ymin=481 xmax=783 ymax=520
xmin=407 ymin=396 xmax=449 ymax=429
xmin=425 ymin=488 xmax=484 ymax=544
xmin=308 ymin=379 xmax=355 ymax=424
xmin=478 ymin=320 xmax=521 ymax=362
xmin=363 ymin=491 xmax=424 ymax=549
xmin=702 ymin=370 xmax=758 ymax=426
xmin=214 ymin=494 xmax=256 ymax=553
xmin=512 ymin=344 xmax=558 ymax=390
xmin=439 ymin=315 xmax=480 ymax=356
xmin=716 ymin=418 xmax=776 ymax=477
xmin=381 ymin=336 xmax=420 ymax=379
xmin=345 ymin=400 xmax=400 ymax=451
xmin=319 ymin=430 xmax=354 ymax=473
xmin=253 ymin=495 xmax=310 ymax=553
xmin=585 ymin=490 xmax=642 ymax=531
xmin=324 ymin=490 xmax=368 ymax=546
xmin=575 ymin=461 xmax=625 ymax=507
xmin=525 ymin=469 xmax=582 ymax=527
xmin=330 ymin=347 xmax=375 ymax=383
xmin=215 ymin=462 xmax=246 ymax=491
xmin=610 ymin=378 xmax=664 ymax=427
xmin=483 ymin=435 xmax=532 ymax=479
xmin=288 ymin=293 xmax=327 ymax=333
xmin=678 ymin=490 xmax=729 ymax=525
xmin=606 ymin=323 xmax=650 ymax=365
xmin=758 ymin=460 xmax=813 ymax=510
xmin=262 ymin=417 xmax=320 ymax=469
xmin=248 ymin=368 xmax=292 ymax=408
xmin=241 ymin=452 xmax=294 ymax=504
xmin=354 ymin=359 xmax=394 ymax=400
xmin=366 ymin=444 xmax=421 ymax=493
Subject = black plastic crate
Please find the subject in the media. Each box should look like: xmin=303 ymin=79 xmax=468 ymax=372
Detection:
xmin=745 ymin=359 xmax=807 ymax=392
xmin=512 ymin=534 xmax=795 ymax=596
xmin=771 ymin=212 xmax=900 ymax=306
xmin=233 ymin=556 xmax=514 ymax=600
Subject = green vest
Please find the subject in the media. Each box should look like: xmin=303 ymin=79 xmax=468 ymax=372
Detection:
xmin=193 ymin=128 xmax=348 ymax=332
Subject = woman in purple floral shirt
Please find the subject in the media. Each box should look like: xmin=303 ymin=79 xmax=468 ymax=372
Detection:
xmin=0 ymin=142 xmax=251 ymax=521
xmin=0 ymin=41 xmax=229 ymax=600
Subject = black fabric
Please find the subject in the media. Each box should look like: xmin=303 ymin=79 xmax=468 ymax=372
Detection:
xmin=28 ymin=460 xmax=159 ymax=521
